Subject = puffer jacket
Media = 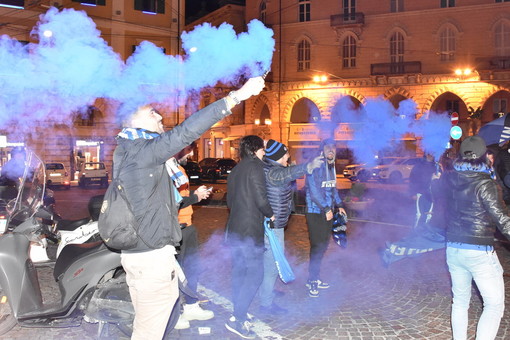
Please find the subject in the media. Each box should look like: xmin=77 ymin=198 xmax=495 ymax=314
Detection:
xmin=264 ymin=158 xmax=309 ymax=229
xmin=117 ymin=99 xmax=232 ymax=252
xmin=444 ymin=168 xmax=510 ymax=246
xmin=225 ymin=156 xmax=273 ymax=246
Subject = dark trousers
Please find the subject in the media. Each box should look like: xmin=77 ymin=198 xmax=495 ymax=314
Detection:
xmin=306 ymin=212 xmax=333 ymax=281
xmin=230 ymin=244 xmax=264 ymax=322
xmin=176 ymin=225 xmax=200 ymax=304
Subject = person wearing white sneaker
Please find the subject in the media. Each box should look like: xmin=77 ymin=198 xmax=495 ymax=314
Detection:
xmin=304 ymin=139 xmax=346 ymax=297
xmin=169 ymin=144 xmax=215 ymax=325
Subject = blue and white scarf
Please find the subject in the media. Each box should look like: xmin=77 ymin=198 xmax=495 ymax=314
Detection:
xmin=453 ymin=161 xmax=495 ymax=179
xmin=165 ymin=157 xmax=188 ymax=188
xmin=117 ymin=127 xmax=183 ymax=203
xmin=117 ymin=127 xmax=160 ymax=140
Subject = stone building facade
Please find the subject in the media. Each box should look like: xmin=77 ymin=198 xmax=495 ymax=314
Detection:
xmin=0 ymin=0 xmax=184 ymax=178
xmin=191 ymin=0 xmax=510 ymax=163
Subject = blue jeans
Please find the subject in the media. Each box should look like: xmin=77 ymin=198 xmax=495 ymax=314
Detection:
xmin=446 ymin=246 xmax=505 ymax=340
xmin=259 ymin=228 xmax=285 ymax=307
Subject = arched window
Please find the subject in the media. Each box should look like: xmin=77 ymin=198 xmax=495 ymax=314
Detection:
xmin=495 ymin=21 xmax=510 ymax=56
xmin=439 ymin=26 xmax=455 ymax=61
xmin=342 ymin=35 xmax=357 ymax=68
xmin=259 ymin=1 xmax=267 ymax=24
xmin=390 ymin=31 xmax=404 ymax=73
xmin=297 ymin=39 xmax=311 ymax=71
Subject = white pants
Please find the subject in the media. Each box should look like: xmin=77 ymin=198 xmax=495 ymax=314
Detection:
xmin=121 ymin=245 xmax=179 ymax=340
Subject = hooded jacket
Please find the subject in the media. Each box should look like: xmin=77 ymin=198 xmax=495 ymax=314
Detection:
xmin=116 ymin=99 xmax=231 ymax=252
xmin=305 ymin=162 xmax=342 ymax=214
xmin=444 ymin=167 xmax=510 ymax=246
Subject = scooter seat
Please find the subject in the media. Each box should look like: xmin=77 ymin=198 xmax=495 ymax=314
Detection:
xmin=58 ymin=217 xmax=91 ymax=231
xmin=53 ymin=240 xmax=105 ymax=281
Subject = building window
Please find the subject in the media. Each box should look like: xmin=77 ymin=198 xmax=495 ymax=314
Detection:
xmin=390 ymin=32 xmax=404 ymax=73
xmin=297 ymin=39 xmax=311 ymax=71
xmin=342 ymin=35 xmax=356 ymax=68
xmin=343 ymin=0 xmax=356 ymax=21
xmin=494 ymin=98 xmax=508 ymax=115
xmin=446 ymin=100 xmax=459 ymax=114
xmin=134 ymin=0 xmax=165 ymax=14
xmin=390 ymin=0 xmax=404 ymax=13
xmin=496 ymin=0 xmax=510 ymax=3
xmin=259 ymin=1 xmax=267 ymax=24
xmin=440 ymin=0 xmax=455 ymax=8
xmin=439 ymin=26 xmax=455 ymax=61
xmin=299 ymin=0 xmax=310 ymax=22
xmin=495 ymin=21 xmax=510 ymax=56
xmin=0 ymin=0 xmax=24 ymax=9
xmin=72 ymin=0 xmax=106 ymax=6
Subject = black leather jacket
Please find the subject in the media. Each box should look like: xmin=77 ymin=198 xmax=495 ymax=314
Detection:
xmin=444 ymin=168 xmax=510 ymax=246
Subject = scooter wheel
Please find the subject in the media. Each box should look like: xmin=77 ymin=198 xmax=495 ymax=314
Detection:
xmin=0 ymin=288 xmax=17 ymax=335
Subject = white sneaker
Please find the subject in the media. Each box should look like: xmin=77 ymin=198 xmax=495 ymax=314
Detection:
xmin=181 ymin=302 xmax=214 ymax=321
xmin=174 ymin=314 xmax=190 ymax=330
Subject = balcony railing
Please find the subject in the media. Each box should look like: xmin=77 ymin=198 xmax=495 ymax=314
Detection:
xmin=370 ymin=61 xmax=422 ymax=76
xmin=330 ymin=13 xmax=365 ymax=27
xmin=475 ymin=56 xmax=510 ymax=70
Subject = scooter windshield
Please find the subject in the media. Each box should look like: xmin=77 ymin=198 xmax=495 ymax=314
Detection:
xmin=8 ymin=151 xmax=46 ymax=221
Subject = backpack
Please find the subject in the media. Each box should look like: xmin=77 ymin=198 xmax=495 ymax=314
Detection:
xmin=98 ymin=147 xmax=140 ymax=250
xmin=98 ymin=177 xmax=139 ymax=250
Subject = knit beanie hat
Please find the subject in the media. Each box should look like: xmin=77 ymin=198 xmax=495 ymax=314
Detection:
xmin=460 ymin=136 xmax=487 ymax=160
xmin=265 ymin=139 xmax=288 ymax=161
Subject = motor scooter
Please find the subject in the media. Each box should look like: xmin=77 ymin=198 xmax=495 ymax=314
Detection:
xmin=0 ymin=151 xmax=134 ymax=338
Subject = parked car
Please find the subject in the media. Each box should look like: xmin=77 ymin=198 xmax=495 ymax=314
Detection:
xmin=343 ymin=163 xmax=371 ymax=182
xmin=183 ymin=161 xmax=202 ymax=184
xmin=45 ymin=162 xmax=71 ymax=190
xmin=199 ymin=158 xmax=237 ymax=183
xmin=372 ymin=157 xmax=422 ymax=184
xmin=343 ymin=157 xmax=400 ymax=182
xmin=78 ymin=162 xmax=109 ymax=188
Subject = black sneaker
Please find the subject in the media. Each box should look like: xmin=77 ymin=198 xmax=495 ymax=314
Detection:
xmin=258 ymin=303 xmax=288 ymax=315
xmin=225 ymin=319 xmax=256 ymax=339
xmin=316 ymin=279 xmax=330 ymax=289
xmin=307 ymin=281 xmax=319 ymax=298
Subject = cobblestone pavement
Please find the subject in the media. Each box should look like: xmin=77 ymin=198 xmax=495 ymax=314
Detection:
xmin=3 ymin=206 xmax=510 ymax=340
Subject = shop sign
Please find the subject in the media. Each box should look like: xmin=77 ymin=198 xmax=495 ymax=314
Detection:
xmin=288 ymin=124 xmax=320 ymax=141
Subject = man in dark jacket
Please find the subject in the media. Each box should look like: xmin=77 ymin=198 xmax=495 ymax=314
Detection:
xmin=408 ymin=153 xmax=436 ymax=228
xmin=305 ymin=138 xmax=346 ymax=297
xmin=444 ymin=136 xmax=510 ymax=340
xmin=225 ymin=135 xmax=274 ymax=339
xmin=258 ymin=139 xmax=323 ymax=315
xmin=116 ymin=77 xmax=265 ymax=340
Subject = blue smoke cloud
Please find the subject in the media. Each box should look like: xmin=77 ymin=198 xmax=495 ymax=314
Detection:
xmin=332 ymin=97 xmax=451 ymax=163
xmin=0 ymin=8 xmax=275 ymax=129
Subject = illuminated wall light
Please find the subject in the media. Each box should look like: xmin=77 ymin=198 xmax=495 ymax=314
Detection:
xmin=254 ymin=119 xmax=261 ymax=125
xmin=321 ymin=75 xmax=328 ymax=82
xmin=454 ymin=69 xmax=463 ymax=76
xmin=313 ymin=75 xmax=321 ymax=82
xmin=189 ymin=47 xmax=198 ymax=53
xmin=264 ymin=119 xmax=272 ymax=125
xmin=463 ymin=69 xmax=472 ymax=76
xmin=43 ymin=30 xmax=53 ymax=38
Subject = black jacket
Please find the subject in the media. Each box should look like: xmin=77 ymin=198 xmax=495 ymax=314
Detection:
xmin=264 ymin=158 xmax=308 ymax=229
xmin=116 ymin=99 xmax=232 ymax=252
xmin=444 ymin=168 xmax=510 ymax=246
xmin=226 ymin=156 xmax=273 ymax=246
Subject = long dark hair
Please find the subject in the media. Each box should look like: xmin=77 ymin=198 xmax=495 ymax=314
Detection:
xmin=239 ymin=135 xmax=264 ymax=160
